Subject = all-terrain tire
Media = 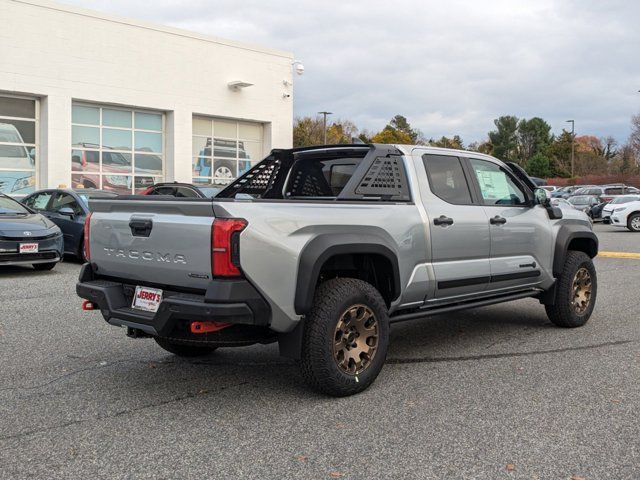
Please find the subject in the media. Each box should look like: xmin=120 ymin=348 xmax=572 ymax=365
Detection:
xmin=627 ymin=213 xmax=640 ymax=232
xmin=545 ymin=250 xmax=597 ymax=328
xmin=299 ymin=278 xmax=389 ymax=397
xmin=154 ymin=337 xmax=217 ymax=357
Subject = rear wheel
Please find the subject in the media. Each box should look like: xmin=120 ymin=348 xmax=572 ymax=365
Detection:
xmin=545 ymin=251 xmax=597 ymax=328
xmin=33 ymin=262 xmax=57 ymax=271
xmin=154 ymin=337 xmax=217 ymax=357
xmin=627 ymin=213 xmax=640 ymax=232
xmin=299 ymin=278 xmax=389 ymax=397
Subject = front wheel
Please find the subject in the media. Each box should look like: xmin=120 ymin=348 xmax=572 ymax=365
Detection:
xmin=545 ymin=251 xmax=597 ymax=328
xmin=627 ymin=213 xmax=640 ymax=232
xmin=154 ymin=337 xmax=217 ymax=357
xmin=299 ymin=278 xmax=389 ymax=397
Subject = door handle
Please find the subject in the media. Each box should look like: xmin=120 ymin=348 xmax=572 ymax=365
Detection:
xmin=490 ymin=215 xmax=507 ymax=225
xmin=433 ymin=215 xmax=454 ymax=226
xmin=129 ymin=218 xmax=153 ymax=237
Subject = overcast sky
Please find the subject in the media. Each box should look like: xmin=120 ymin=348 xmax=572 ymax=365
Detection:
xmin=64 ymin=0 xmax=640 ymax=145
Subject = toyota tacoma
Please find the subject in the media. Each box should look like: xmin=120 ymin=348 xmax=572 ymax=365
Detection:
xmin=77 ymin=144 xmax=598 ymax=396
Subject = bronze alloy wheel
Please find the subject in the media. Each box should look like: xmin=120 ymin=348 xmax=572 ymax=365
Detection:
xmin=571 ymin=267 xmax=592 ymax=315
xmin=333 ymin=304 xmax=379 ymax=375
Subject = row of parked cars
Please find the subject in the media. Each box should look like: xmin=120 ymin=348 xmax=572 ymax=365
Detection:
xmin=0 ymin=182 xmax=224 ymax=271
xmin=541 ymin=183 xmax=640 ymax=231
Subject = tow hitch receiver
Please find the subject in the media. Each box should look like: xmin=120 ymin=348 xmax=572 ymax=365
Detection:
xmin=82 ymin=300 xmax=96 ymax=311
xmin=190 ymin=321 xmax=231 ymax=334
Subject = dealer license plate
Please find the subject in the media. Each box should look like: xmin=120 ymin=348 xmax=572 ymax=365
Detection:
xmin=19 ymin=243 xmax=38 ymax=254
xmin=132 ymin=286 xmax=163 ymax=313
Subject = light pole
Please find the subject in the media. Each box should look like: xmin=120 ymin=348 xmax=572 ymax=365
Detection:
xmin=566 ymin=119 xmax=575 ymax=177
xmin=318 ymin=111 xmax=332 ymax=144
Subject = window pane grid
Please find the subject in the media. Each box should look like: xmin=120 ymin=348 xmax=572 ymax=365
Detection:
xmin=192 ymin=117 xmax=263 ymax=184
xmin=72 ymin=103 xmax=164 ymax=194
xmin=0 ymin=95 xmax=38 ymax=195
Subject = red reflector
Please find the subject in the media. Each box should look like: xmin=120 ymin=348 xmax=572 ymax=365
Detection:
xmin=83 ymin=212 xmax=92 ymax=262
xmin=82 ymin=300 xmax=95 ymax=311
xmin=190 ymin=321 xmax=231 ymax=334
xmin=211 ymin=218 xmax=247 ymax=277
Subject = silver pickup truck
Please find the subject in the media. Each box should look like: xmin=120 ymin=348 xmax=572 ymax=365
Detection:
xmin=77 ymin=144 xmax=598 ymax=396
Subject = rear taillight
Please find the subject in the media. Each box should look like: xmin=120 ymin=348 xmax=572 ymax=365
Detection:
xmin=211 ymin=218 xmax=247 ymax=277
xmin=140 ymin=187 xmax=154 ymax=195
xmin=83 ymin=212 xmax=92 ymax=261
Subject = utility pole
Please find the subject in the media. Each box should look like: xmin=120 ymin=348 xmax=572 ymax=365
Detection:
xmin=318 ymin=111 xmax=332 ymax=144
xmin=566 ymin=119 xmax=575 ymax=177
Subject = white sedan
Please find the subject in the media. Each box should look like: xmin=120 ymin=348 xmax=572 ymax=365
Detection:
xmin=609 ymin=199 xmax=640 ymax=232
xmin=602 ymin=195 xmax=640 ymax=224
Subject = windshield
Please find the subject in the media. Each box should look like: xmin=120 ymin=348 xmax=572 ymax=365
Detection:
xmin=610 ymin=196 xmax=640 ymax=204
xmin=569 ymin=196 xmax=592 ymax=205
xmin=0 ymin=195 xmax=30 ymax=215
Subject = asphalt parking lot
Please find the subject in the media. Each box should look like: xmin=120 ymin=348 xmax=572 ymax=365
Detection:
xmin=0 ymin=223 xmax=638 ymax=479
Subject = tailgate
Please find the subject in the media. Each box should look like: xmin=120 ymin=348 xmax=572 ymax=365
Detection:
xmin=88 ymin=198 xmax=216 ymax=290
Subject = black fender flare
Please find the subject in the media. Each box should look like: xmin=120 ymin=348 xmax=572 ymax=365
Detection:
xmin=552 ymin=225 xmax=598 ymax=277
xmin=294 ymin=233 xmax=401 ymax=315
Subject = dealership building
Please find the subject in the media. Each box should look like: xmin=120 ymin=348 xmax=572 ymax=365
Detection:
xmin=0 ymin=0 xmax=294 ymax=195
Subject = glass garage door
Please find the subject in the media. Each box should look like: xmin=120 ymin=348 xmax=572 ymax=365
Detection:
xmin=0 ymin=95 xmax=37 ymax=195
xmin=192 ymin=117 xmax=264 ymax=186
xmin=71 ymin=103 xmax=164 ymax=194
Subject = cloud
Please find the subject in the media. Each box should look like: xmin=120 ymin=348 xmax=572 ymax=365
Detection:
xmin=61 ymin=0 xmax=640 ymax=144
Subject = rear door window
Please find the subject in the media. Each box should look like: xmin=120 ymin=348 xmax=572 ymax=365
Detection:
xmin=422 ymin=154 xmax=473 ymax=205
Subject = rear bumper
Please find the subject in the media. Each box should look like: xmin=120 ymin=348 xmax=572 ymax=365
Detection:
xmin=76 ymin=264 xmax=271 ymax=336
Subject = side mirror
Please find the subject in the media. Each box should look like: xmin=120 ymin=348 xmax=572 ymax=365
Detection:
xmin=58 ymin=207 xmax=75 ymax=217
xmin=534 ymin=188 xmax=549 ymax=206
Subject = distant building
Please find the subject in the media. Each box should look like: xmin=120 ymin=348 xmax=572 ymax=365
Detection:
xmin=0 ymin=0 xmax=294 ymax=194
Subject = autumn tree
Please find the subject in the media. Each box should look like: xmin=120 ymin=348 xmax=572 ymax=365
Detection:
xmin=546 ymin=130 xmax=573 ymax=177
xmin=389 ymin=115 xmax=423 ymax=144
xmin=371 ymin=126 xmax=413 ymax=144
xmin=293 ymin=117 xmax=359 ymax=147
xmin=293 ymin=116 xmax=324 ymax=147
xmin=326 ymin=120 xmax=359 ymax=144
xmin=429 ymin=135 xmax=464 ymax=149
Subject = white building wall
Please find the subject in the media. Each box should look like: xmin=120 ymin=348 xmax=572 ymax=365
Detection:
xmin=0 ymin=0 xmax=294 ymax=188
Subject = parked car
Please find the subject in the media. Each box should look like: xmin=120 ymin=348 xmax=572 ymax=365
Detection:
xmin=540 ymin=186 xmax=559 ymax=193
xmin=0 ymin=193 xmax=63 ymax=270
xmin=567 ymin=195 xmax=602 ymax=220
xmin=71 ymin=145 xmax=158 ymax=193
xmin=550 ymin=198 xmax=573 ymax=210
xmin=602 ymin=195 xmax=640 ymax=224
xmin=0 ymin=123 xmax=36 ymax=195
xmin=552 ymin=185 xmax=597 ymax=199
xmin=140 ymin=182 xmax=223 ymax=198
xmin=22 ymin=188 xmax=118 ymax=261
xmin=77 ymin=143 xmax=598 ymax=396
xmin=193 ymin=138 xmax=253 ymax=180
xmin=572 ymin=185 xmax=639 ymax=203
xmin=609 ymin=198 xmax=640 ymax=232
